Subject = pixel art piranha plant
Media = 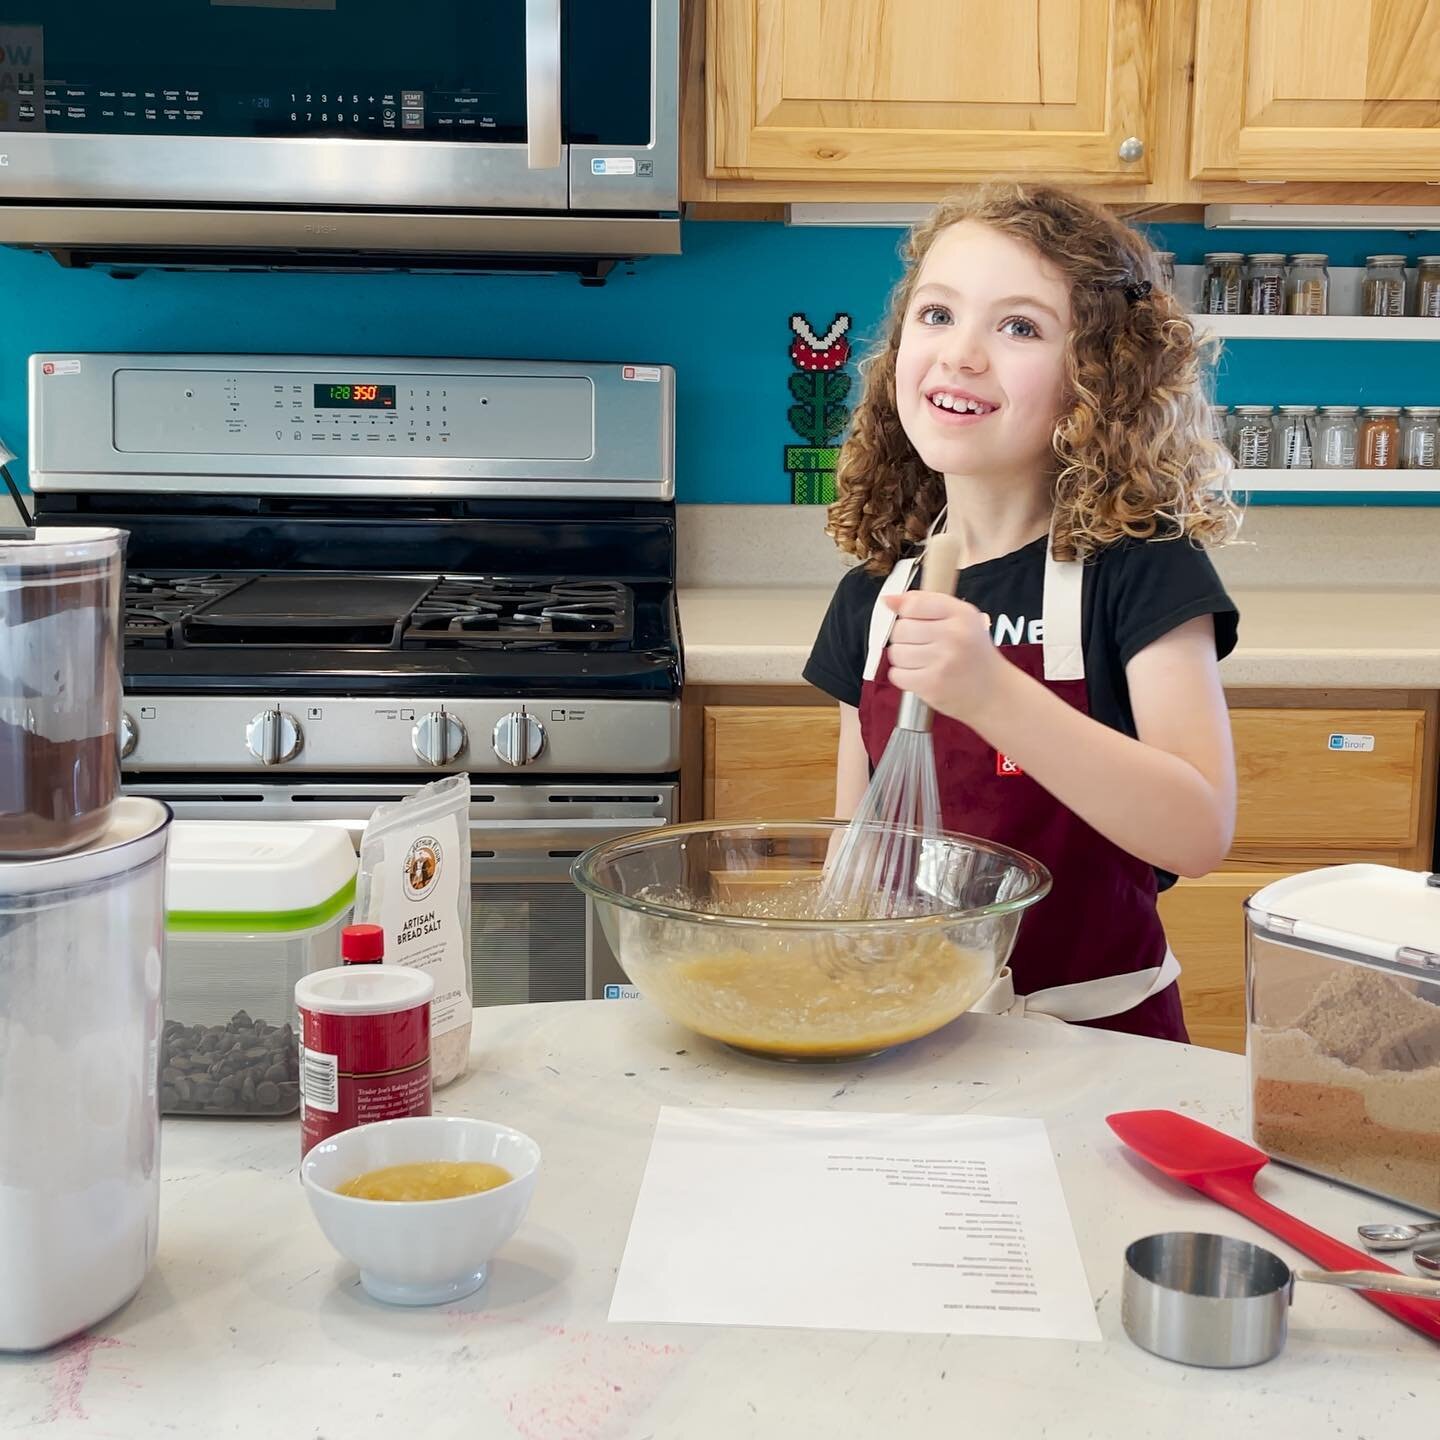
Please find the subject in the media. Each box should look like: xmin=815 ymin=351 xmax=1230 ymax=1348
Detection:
xmin=785 ymin=313 xmax=853 ymax=504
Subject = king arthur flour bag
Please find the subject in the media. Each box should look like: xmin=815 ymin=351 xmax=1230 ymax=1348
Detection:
xmin=354 ymin=773 xmax=472 ymax=1087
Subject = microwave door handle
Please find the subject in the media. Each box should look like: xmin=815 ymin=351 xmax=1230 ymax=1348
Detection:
xmin=526 ymin=0 xmax=563 ymax=169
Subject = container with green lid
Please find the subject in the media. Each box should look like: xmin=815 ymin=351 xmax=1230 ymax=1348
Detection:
xmin=162 ymin=821 xmax=357 ymax=1117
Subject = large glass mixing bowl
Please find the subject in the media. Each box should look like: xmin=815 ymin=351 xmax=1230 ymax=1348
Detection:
xmin=572 ymin=820 xmax=1051 ymax=1061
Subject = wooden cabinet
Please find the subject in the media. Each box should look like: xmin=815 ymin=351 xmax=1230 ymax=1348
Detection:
xmin=1192 ymin=0 xmax=1440 ymax=180
xmin=687 ymin=0 xmax=1440 ymax=202
xmin=704 ymin=704 xmax=838 ymax=819
xmin=1230 ymin=708 xmax=1427 ymax=861
xmin=694 ymin=691 xmax=1438 ymax=1054
xmin=704 ymin=0 xmax=1157 ymax=186
xmin=1157 ymin=870 xmax=1282 ymax=1054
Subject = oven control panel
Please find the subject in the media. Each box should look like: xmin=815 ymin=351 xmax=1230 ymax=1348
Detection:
xmin=111 ymin=366 xmax=594 ymax=462
xmin=119 ymin=695 xmax=681 ymax=776
xmin=31 ymin=353 xmax=673 ymax=500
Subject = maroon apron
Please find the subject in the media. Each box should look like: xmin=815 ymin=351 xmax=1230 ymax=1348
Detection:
xmin=858 ymin=545 xmax=1188 ymax=1043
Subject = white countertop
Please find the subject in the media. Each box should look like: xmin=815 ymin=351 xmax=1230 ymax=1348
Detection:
xmin=4 ymin=1002 xmax=1435 ymax=1437
xmin=679 ymin=585 xmax=1440 ymax=689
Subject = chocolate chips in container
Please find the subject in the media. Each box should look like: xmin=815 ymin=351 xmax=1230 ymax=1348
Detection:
xmin=161 ymin=822 xmax=360 ymax=1118
xmin=161 ymin=1011 xmax=301 ymax=1115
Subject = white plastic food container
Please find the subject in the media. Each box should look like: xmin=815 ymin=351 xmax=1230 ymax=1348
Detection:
xmin=1246 ymin=864 xmax=1440 ymax=1215
xmin=162 ymin=821 xmax=357 ymax=1117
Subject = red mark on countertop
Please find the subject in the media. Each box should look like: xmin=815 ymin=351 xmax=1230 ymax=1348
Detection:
xmin=501 ymin=1327 xmax=686 ymax=1440
xmin=37 ymin=1334 xmax=130 ymax=1423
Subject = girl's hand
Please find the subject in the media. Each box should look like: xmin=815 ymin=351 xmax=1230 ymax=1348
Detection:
xmin=882 ymin=591 xmax=1005 ymax=724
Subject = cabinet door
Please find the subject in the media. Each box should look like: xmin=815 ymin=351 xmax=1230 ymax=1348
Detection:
xmin=707 ymin=0 xmax=1155 ymax=184
xmin=704 ymin=705 xmax=839 ymax=820
xmin=1230 ymin=708 xmax=1425 ymax=855
xmin=1193 ymin=0 xmax=1440 ymax=179
xmin=1159 ymin=871 xmax=1288 ymax=1055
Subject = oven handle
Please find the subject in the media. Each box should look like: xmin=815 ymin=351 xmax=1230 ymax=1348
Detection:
xmin=526 ymin=0 xmax=563 ymax=170
xmin=311 ymin=815 xmax=666 ymax=850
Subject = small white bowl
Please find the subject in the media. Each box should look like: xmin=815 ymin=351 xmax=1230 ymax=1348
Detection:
xmin=302 ymin=1116 xmax=541 ymax=1306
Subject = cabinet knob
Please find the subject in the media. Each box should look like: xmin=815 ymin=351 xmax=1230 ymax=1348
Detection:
xmin=1118 ymin=136 xmax=1145 ymax=163
xmin=120 ymin=710 xmax=138 ymax=760
xmin=245 ymin=708 xmax=303 ymax=765
xmin=412 ymin=709 xmax=467 ymax=766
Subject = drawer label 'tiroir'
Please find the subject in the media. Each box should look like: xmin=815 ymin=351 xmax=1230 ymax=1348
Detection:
xmin=1327 ymin=733 xmax=1375 ymax=753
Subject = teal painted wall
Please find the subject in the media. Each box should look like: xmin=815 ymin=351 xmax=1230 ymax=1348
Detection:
xmin=1 ymin=219 xmax=1436 ymax=503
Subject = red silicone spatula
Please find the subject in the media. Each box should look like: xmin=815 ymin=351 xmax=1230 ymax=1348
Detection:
xmin=1107 ymin=1109 xmax=1440 ymax=1344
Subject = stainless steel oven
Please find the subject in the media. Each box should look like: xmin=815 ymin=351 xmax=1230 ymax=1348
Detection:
xmin=32 ymin=351 xmax=684 ymax=1008
xmin=0 ymin=1 xmax=679 ymax=268
xmin=136 ymin=779 xmax=675 ymax=1004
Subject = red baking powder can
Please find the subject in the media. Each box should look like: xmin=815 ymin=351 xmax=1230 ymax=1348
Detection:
xmin=294 ymin=965 xmax=435 ymax=1159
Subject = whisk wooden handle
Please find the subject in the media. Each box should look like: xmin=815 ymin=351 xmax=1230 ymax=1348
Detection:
xmin=919 ymin=533 xmax=961 ymax=596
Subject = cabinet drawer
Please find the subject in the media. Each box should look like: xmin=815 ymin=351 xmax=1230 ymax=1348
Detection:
xmin=1232 ymin=709 xmax=1424 ymax=851
xmin=704 ymin=705 xmax=839 ymax=821
xmin=1158 ymin=870 xmax=1290 ymax=1055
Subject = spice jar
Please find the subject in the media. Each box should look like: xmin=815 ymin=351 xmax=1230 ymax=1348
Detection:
xmin=1416 ymin=258 xmax=1440 ymax=318
xmin=295 ymin=964 xmax=435 ymax=1160
xmin=1401 ymin=407 xmax=1440 ymax=469
xmin=1155 ymin=251 xmax=1176 ymax=290
xmin=1285 ymin=254 xmax=1329 ymax=316
xmin=1273 ymin=406 xmax=1316 ymax=470
xmin=1210 ymin=404 xmax=1233 ymax=454
xmin=1245 ymin=254 xmax=1286 ymax=316
xmin=1203 ymin=253 xmax=1244 ymax=315
xmin=1315 ymin=406 xmax=1359 ymax=469
xmin=341 ymin=922 xmax=385 ymax=965
xmin=1232 ymin=406 xmax=1274 ymax=469
xmin=1361 ymin=256 xmax=1407 ymax=317
xmin=1358 ymin=406 xmax=1402 ymax=469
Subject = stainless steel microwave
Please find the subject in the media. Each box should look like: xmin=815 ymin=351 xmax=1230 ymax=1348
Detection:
xmin=0 ymin=0 xmax=679 ymax=275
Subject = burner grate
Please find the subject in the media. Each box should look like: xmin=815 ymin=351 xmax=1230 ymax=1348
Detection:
xmin=402 ymin=578 xmax=632 ymax=647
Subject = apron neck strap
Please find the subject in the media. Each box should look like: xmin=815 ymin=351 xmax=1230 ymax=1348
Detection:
xmin=1041 ymin=526 xmax=1085 ymax=682
xmin=861 ymin=515 xmax=1087 ymax=685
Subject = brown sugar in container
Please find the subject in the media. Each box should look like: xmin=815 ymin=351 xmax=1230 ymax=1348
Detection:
xmin=1245 ymin=866 xmax=1440 ymax=1214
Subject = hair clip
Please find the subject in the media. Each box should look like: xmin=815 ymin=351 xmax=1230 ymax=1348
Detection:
xmin=1122 ymin=279 xmax=1153 ymax=305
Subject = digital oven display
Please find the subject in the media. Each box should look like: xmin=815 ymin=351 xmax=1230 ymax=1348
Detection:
xmin=313 ymin=383 xmax=397 ymax=409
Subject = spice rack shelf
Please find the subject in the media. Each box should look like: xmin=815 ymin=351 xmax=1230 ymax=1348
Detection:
xmin=1228 ymin=469 xmax=1440 ymax=494
xmin=1190 ymin=315 xmax=1440 ymax=341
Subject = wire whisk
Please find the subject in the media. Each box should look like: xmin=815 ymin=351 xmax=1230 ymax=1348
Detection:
xmin=820 ymin=532 xmax=961 ymax=919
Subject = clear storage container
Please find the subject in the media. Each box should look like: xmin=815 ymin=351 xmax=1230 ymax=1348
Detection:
xmin=0 ymin=528 xmax=125 ymax=858
xmin=162 ymin=821 xmax=357 ymax=1116
xmin=0 ymin=796 xmax=171 ymax=1351
xmin=1246 ymin=865 xmax=1440 ymax=1215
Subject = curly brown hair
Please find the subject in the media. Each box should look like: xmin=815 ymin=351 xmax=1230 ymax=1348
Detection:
xmin=828 ymin=184 xmax=1239 ymax=573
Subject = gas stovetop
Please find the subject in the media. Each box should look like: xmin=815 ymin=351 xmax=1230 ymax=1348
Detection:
xmin=119 ymin=569 xmax=677 ymax=700
xmin=125 ymin=572 xmax=635 ymax=649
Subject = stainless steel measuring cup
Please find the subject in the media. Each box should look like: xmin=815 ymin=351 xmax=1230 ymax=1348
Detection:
xmin=1122 ymin=1232 xmax=1440 ymax=1368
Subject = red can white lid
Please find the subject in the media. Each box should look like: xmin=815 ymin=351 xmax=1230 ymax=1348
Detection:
xmin=295 ymin=964 xmax=434 ymax=1016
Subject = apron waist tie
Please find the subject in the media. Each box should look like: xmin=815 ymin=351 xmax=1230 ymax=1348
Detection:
xmin=971 ymin=948 xmax=1182 ymax=1025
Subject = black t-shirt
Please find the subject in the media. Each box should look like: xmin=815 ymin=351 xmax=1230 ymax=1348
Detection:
xmin=804 ymin=532 xmax=1240 ymax=744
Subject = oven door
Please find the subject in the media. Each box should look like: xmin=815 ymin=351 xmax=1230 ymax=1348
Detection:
xmin=0 ymin=1 xmax=676 ymax=214
xmin=132 ymin=779 xmax=674 ymax=1004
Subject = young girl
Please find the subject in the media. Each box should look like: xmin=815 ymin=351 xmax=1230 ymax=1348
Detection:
xmin=804 ymin=184 xmax=1240 ymax=1044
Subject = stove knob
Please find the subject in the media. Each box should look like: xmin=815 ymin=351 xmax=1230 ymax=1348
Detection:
xmin=120 ymin=711 xmax=138 ymax=760
xmin=492 ymin=710 xmax=545 ymax=767
xmin=412 ymin=709 xmax=467 ymax=766
xmin=245 ymin=708 xmax=303 ymax=765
